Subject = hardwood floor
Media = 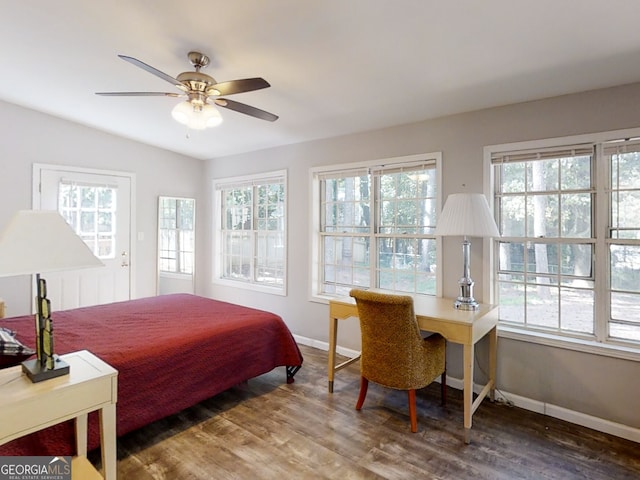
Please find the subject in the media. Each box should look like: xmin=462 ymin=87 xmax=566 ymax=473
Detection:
xmin=91 ymin=345 xmax=640 ymax=479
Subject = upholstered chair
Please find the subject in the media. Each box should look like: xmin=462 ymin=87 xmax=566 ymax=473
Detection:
xmin=349 ymin=289 xmax=446 ymax=433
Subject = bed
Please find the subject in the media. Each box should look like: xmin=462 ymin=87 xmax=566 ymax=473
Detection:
xmin=0 ymin=293 xmax=303 ymax=456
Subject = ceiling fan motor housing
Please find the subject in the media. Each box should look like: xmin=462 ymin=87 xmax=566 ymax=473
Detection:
xmin=176 ymin=71 xmax=219 ymax=96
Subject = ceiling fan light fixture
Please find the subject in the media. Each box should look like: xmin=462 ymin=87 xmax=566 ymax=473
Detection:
xmin=171 ymin=100 xmax=222 ymax=130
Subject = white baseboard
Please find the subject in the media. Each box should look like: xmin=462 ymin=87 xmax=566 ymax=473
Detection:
xmin=294 ymin=334 xmax=360 ymax=359
xmin=294 ymin=334 xmax=640 ymax=444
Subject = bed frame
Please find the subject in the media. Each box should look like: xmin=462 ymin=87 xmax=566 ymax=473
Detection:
xmin=0 ymin=293 xmax=303 ymax=456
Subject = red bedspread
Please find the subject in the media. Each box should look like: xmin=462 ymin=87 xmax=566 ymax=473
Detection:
xmin=0 ymin=293 xmax=303 ymax=456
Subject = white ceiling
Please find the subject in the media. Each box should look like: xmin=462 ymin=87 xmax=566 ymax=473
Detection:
xmin=2 ymin=1 xmax=640 ymax=160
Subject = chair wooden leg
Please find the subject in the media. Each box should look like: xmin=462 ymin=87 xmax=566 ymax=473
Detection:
xmin=441 ymin=371 xmax=447 ymax=407
xmin=408 ymin=389 xmax=418 ymax=432
xmin=356 ymin=376 xmax=369 ymax=410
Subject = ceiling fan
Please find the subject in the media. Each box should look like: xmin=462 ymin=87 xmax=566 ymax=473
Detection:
xmin=96 ymin=51 xmax=278 ymax=129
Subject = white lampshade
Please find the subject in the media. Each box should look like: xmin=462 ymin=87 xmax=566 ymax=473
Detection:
xmin=171 ymin=101 xmax=222 ymax=130
xmin=434 ymin=193 xmax=500 ymax=238
xmin=434 ymin=193 xmax=499 ymax=310
xmin=0 ymin=210 xmax=103 ymax=277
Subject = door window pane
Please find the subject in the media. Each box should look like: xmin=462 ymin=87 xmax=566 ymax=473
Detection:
xmin=59 ymin=182 xmax=117 ymax=259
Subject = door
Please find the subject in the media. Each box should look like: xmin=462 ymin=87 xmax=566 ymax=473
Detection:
xmin=34 ymin=164 xmax=133 ymax=310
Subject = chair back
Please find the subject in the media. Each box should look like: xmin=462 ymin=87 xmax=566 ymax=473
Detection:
xmin=349 ymin=289 xmax=430 ymax=389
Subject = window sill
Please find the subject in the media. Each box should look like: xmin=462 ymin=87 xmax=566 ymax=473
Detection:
xmin=309 ymin=293 xmax=341 ymax=304
xmin=498 ymin=325 xmax=640 ymax=362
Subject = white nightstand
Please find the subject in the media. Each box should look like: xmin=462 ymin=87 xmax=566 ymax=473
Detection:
xmin=0 ymin=350 xmax=118 ymax=480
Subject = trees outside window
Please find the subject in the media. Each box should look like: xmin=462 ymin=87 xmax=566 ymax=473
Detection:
xmin=607 ymin=141 xmax=640 ymax=342
xmin=313 ymin=154 xmax=440 ymax=298
xmin=213 ymin=170 xmax=286 ymax=294
xmin=491 ymin=139 xmax=640 ymax=347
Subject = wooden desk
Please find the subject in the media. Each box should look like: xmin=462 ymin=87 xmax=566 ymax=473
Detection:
xmin=328 ymin=294 xmax=499 ymax=444
xmin=0 ymin=350 xmax=118 ymax=480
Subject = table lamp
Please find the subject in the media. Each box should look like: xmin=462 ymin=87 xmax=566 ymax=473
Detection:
xmin=434 ymin=193 xmax=500 ymax=310
xmin=0 ymin=210 xmax=103 ymax=382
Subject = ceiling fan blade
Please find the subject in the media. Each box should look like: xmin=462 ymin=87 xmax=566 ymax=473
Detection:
xmin=95 ymin=92 xmax=183 ymax=97
xmin=118 ymin=55 xmax=187 ymax=91
xmin=214 ymin=98 xmax=278 ymax=122
xmin=211 ymin=78 xmax=270 ymax=96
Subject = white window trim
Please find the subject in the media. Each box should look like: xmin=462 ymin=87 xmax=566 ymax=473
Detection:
xmin=158 ymin=196 xmax=195 ymax=275
xmin=484 ymin=126 xmax=640 ymax=362
xmin=212 ymin=169 xmax=287 ymax=296
xmin=309 ymin=152 xmax=443 ymax=303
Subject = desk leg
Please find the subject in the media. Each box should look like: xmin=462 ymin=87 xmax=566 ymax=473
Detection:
xmin=74 ymin=414 xmax=88 ymax=457
xmin=463 ymin=342 xmax=474 ymax=444
xmin=489 ymin=326 xmax=497 ymax=402
xmin=99 ymin=404 xmax=117 ymax=480
xmin=328 ymin=316 xmax=338 ymax=393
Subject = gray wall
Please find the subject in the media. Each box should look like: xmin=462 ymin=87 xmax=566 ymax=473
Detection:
xmin=204 ymin=82 xmax=640 ymax=430
xmin=0 ymin=100 xmax=204 ymax=315
xmin=1 ymin=82 xmax=638 ymax=433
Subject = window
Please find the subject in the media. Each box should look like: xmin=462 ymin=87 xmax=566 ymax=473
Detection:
xmin=490 ymin=136 xmax=640 ymax=350
xmin=158 ymin=197 xmax=195 ymax=275
xmin=606 ymin=140 xmax=640 ymax=342
xmin=58 ymin=181 xmax=117 ymax=259
xmin=213 ymin=170 xmax=287 ymax=294
xmin=312 ymin=154 xmax=440 ymax=298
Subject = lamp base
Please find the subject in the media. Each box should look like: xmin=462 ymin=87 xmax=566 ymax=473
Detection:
xmin=453 ymin=238 xmax=480 ymax=311
xmin=21 ymin=355 xmax=70 ymax=383
xmin=454 ymin=298 xmax=480 ymax=310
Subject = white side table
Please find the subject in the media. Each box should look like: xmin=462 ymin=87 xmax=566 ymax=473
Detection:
xmin=0 ymin=350 xmax=118 ymax=480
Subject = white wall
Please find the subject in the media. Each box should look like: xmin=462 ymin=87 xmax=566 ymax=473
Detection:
xmin=158 ymin=273 xmax=194 ymax=294
xmin=204 ymin=82 xmax=640 ymax=431
xmin=0 ymin=100 xmax=203 ymax=315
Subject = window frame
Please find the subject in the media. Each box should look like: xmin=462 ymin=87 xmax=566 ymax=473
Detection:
xmin=212 ymin=169 xmax=287 ymax=296
xmin=484 ymin=127 xmax=640 ymax=361
xmin=310 ymin=153 xmax=443 ymax=302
